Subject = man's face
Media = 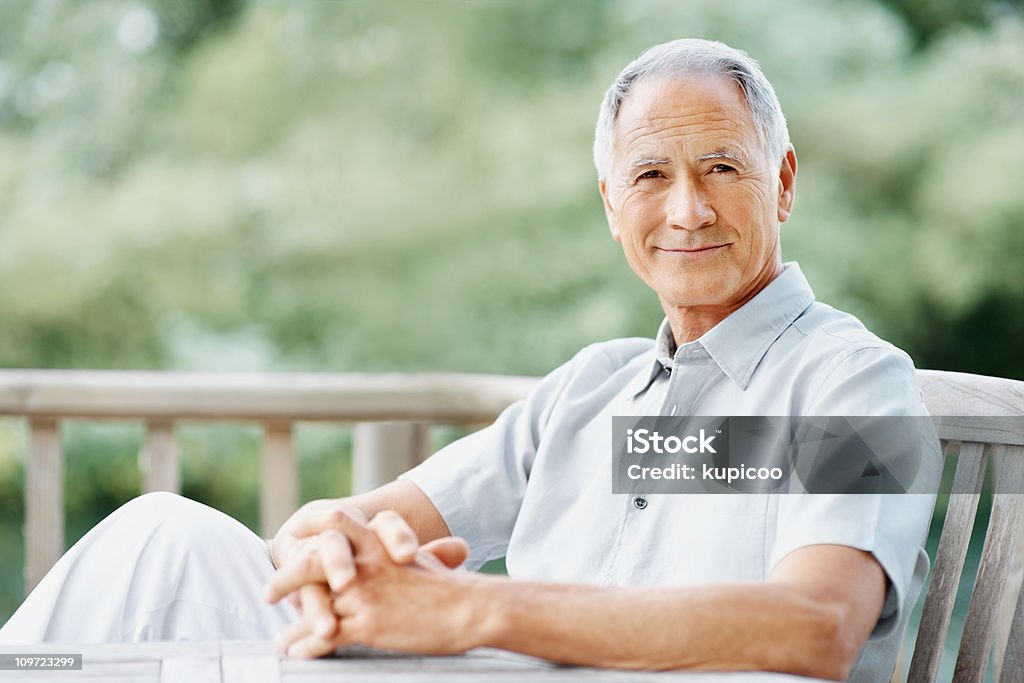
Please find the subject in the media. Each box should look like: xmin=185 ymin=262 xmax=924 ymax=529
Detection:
xmin=600 ymin=73 xmax=796 ymax=313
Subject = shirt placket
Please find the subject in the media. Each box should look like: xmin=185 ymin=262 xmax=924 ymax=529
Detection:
xmin=606 ymin=346 xmax=721 ymax=584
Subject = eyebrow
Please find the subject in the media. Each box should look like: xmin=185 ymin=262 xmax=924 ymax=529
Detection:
xmin=697 ymin=149 xmax=748 ymax=165
xmin=629 ymin=156 xmax=671 ymax=169
xmin=626 ymin=149 xmax=749 ymax=171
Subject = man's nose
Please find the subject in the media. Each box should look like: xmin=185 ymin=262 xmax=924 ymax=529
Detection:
xmin=666 ymin=177 xmax=716 ymax=230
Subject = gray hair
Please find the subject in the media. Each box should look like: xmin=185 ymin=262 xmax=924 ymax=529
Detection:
xmin=593 ymin=38 xmax=789 ymax=181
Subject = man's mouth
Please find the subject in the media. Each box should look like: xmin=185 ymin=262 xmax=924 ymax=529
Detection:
xmin=655 ymin=244 xmax=730 ymax=255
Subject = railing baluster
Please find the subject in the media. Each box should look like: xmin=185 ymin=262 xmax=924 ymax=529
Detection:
xmin=352 ymin=421 xmax=428 ymax=494
xmin=140 ymin=419 xmax=180 ymax=494
xmin=25 ymin=417 xmax=63 ymax=593
xmin=261 ymin=421 xmax=297 ymax=538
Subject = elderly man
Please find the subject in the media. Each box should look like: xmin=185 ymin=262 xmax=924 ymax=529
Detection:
xmin=0 ymin=39 xmax=940 ymax=682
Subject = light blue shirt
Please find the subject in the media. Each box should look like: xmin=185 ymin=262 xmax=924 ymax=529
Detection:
xmin=401 ymin=262 xmax=941 ymax=681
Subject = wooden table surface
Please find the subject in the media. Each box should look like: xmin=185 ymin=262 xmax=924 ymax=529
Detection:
xmin=0 ymin=641 xmax=829 ymax=682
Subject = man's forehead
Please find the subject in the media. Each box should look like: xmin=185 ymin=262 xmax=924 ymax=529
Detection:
xmin=612 ymin=73 xmax=758 ymax=157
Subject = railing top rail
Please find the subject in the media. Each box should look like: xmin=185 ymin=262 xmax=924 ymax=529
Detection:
xmin=918 ymin=369 xmax=1024 ymax=418
xmin=3 ymin=368 xmax=1023 ymax=423
xmin=0 ymin=370 xmax=540 ymax=423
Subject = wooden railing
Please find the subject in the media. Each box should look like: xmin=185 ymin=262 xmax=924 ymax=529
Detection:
xmin=0 ymin=370 xmax=539 ymax=592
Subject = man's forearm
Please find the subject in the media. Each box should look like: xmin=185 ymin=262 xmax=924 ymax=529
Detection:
xmin=269 ymin=512 xmax=877 ymax=676
xmin=467 ymin=578 xmax=854 ymax=681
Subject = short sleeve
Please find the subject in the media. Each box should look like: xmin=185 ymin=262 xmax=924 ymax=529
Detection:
xmin=399 ymin=353 xmax=581 ymax=570
xmin=771 ymin=347 xmax=942 ymax=639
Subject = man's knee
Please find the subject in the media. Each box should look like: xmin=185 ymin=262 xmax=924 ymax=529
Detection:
xmin=121 ymin=490 xmax=188 ymax=513
xmin=110 ymin=492 xmax=243 ymax=551
xmin=114 ymin=491 xmax=197 ymax=529
xmin=114 ymin=492 xmax=274 ymax=594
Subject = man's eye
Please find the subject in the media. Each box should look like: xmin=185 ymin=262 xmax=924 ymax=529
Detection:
xmin=636 ymin=170 xmax=663 ymax=181
xmin=710 ymin=164 xmax=736 ymax=174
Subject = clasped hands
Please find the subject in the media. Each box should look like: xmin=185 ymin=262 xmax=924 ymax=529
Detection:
xmin=262 ymin=501 xmax=483 ymax=659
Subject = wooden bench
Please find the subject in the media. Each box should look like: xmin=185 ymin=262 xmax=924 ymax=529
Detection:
xmin=907 ymin=370 xmax=1024 ymax=682
xmin=1 ymin=369 xmax=1022 ymax=681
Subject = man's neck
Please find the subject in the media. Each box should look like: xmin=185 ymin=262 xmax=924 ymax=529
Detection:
xmin=663 ymin=262 xmax=784 ymax=346
xmin=665 ymin=308 xmax=735 ymax=345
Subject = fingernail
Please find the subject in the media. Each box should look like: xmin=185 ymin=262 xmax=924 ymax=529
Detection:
xmin=330 ymin=570 xmax=352 ymax=591
xmin=392 ymin=540 xmax=416 ymax=560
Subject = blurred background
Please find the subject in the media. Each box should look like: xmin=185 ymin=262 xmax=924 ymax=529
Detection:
xmin=0 ymin=0 xmax=1022 ymax=675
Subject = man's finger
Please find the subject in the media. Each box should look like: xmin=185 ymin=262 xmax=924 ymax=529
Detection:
xmin=332 ymin=590 xmax=354 ymax=618
xmin=318 ymin=529 xmax=356 ymax=592
xmin=299 ymin=584 xmax=337 ymax=639
xmin=368 ymin=510 xmax=419 ymax=564
xmin=287 ymin=630 xmax=344 ymax=660
xmin=274 ymin=619 xmax=312 ymax=655
xmin=288 ymin=508 xmax=377 ymax=554
xmin=262 ymin=549 xmax=327 ymax=604
xmin=419 ymin=536 xmax=469 ymax=569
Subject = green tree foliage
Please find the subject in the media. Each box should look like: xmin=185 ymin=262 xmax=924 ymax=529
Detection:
xmin=876 ymin=0 xmax=1023 ymax=47
xmin=1 ymin=0 xmax=1021 ymax=377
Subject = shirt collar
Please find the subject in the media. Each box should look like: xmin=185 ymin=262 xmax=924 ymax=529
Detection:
xmin=632 ymin=262 xmax=815 ymax=396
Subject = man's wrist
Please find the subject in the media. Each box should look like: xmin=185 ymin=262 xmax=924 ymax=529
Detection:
xmin=457 ymin=573 xmax=510 ymax=652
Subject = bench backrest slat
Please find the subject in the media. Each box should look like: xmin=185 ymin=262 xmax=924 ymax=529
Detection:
xmin=954 ymin=448 xmax=1024 ymax=680
xmin=909 ymin=441 xmax=989 ymax=681
xmin=1001 ymin=557 xmax=1024 ymax=683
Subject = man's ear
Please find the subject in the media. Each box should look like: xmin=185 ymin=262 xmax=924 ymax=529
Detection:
xmin=777 ymin=145 xmax=797 ymax=223
xmin=599 ymin=179 xmax=621 ymax=241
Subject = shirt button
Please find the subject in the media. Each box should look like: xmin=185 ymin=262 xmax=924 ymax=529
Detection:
xmin=633 ymin=496 xmax=648 ymax=510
